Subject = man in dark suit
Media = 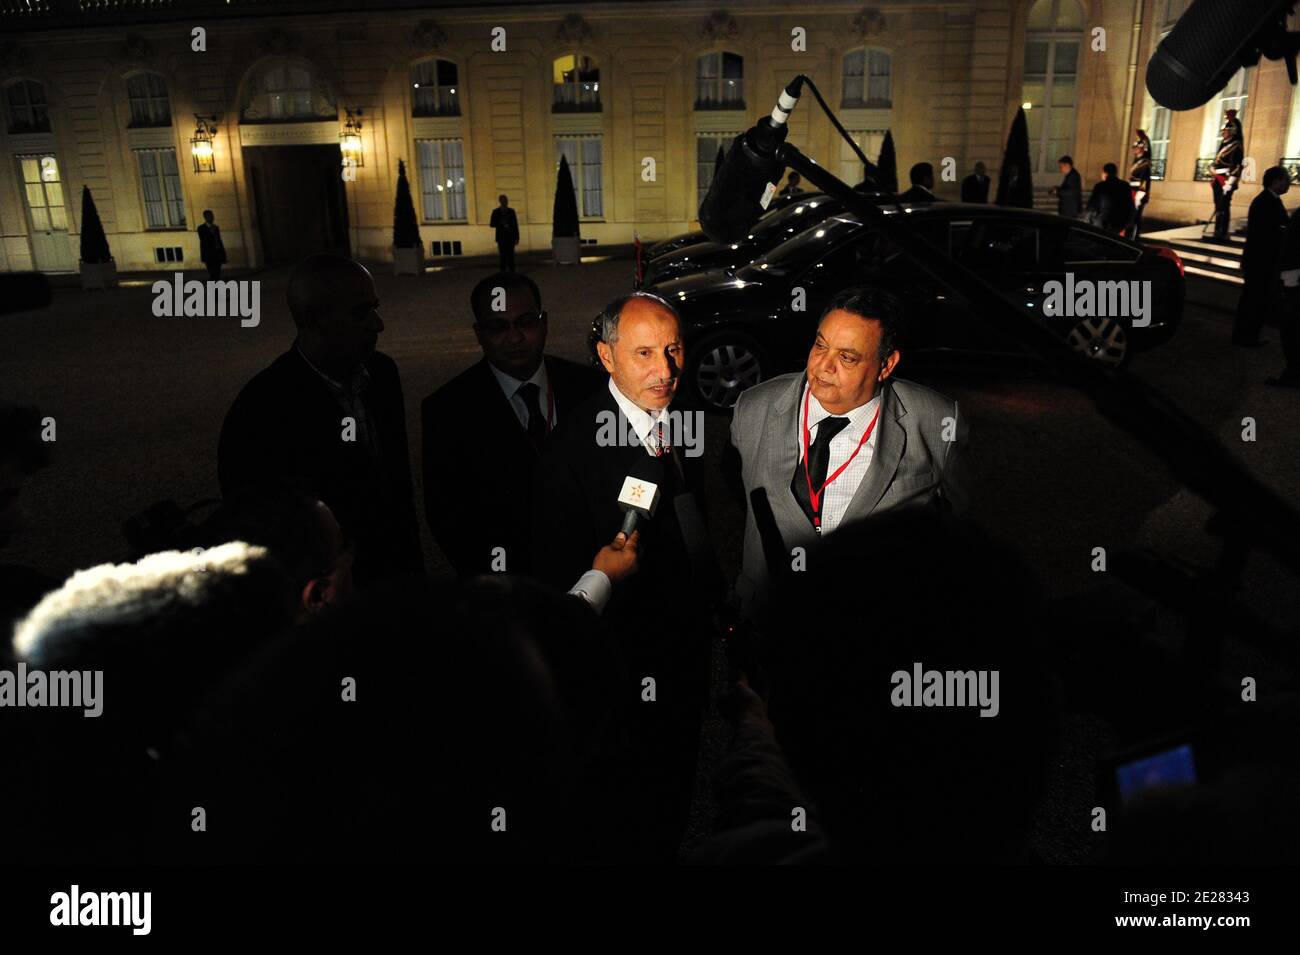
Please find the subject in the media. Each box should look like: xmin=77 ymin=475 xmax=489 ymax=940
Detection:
xmin=898 ymin=162 xmax=937 ymax=203
xmin=1233 ymin=165 xmax=1291 ymax=347
xmin=197 ymin=210 xmax=226 ymax=280
xmin=532 ymin=290 xmax=719 ymax=860
xmin=1084 ymin=163 xmax=1135 ymax=234
xmin=1051 ymin=155 xmax=1083 ymax=218
xmin=488 ymin=194 xmax=520 ymax=272
xmin=421 ymin=272 xmax=602 ymax=576
xmin=960 ymin=162 xmax=990 ymax=203
xmin=218 ymin=254 xmax=424 ymax=588
xmin=1270 ymin=203 xmax=1300 ymax=387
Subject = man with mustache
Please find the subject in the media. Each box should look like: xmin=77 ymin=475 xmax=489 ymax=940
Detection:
xmin=531 ymin=290 xmax=719 ymax=861
xmin=729 ymin=285 xmax=968 ymax=620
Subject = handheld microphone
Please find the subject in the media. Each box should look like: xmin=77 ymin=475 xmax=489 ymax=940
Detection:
xmin=1146 ymin=0 xmax=1297 ymax=111
xmin=698 ymin=76 xmax=805 ymax=244
xmin=617 ymin=473 xmax=660 ymax=536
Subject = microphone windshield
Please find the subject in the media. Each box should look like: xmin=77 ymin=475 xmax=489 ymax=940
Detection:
xmin=1146 ymin=0 xmax=1287 ymax=110
xmin=698 ymin=127 xmax=788 ymax=244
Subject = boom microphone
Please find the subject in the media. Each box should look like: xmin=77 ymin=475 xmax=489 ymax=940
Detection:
xmin=698 ymin=76 xmax=804 ymax=244
xmin=1146 ymin=0 xmax=1297 ymax=111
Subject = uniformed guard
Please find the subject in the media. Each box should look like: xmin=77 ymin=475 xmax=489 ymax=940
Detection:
xmin=1210 ymin=109 xmax=1244 ymax=241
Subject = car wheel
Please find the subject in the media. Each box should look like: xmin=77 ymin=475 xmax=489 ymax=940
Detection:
xmin=1066 ymin=316 xmax=1129 ymax=367
xmin=688 ymin=332 xmax=766 ymax=411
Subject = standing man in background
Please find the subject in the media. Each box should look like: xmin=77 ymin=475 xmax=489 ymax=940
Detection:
xmin=1050 ymin=156 xmax=1083 ymax=219
xmin=489 ymin=195 xmax=520 ymax=273
xmin=197 ymin=210 xmax=226 ymax=280
xmin=1128 ymin=130 xmax=1152 ymax=239
xmin=1211 ymin=110 xmax=1244 ymax=242
xmin=1232 ymin=165 xmax=1291 ymax=348
xmin=961 ymin=162 xmax=990 ymax=204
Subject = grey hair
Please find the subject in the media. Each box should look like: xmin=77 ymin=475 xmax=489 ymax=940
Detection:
xmin=596 ymin=290 xmax=682 ymax=345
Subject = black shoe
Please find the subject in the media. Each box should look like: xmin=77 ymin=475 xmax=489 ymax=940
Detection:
xmin=1232 ymin=338 xmax=1270 ymax=347
xmin=1266 ymin=373 xmax=1300 ymax=388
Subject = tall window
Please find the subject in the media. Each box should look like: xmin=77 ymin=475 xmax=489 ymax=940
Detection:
xmin=1148 ymin=103 xmax=1172 ymax=179
xmin=842 ymin=49 xmax=892 ymax=109
xmin=17 ymin=154 xmax=66 ymax=231
xmin=6 ymin=80 xmax=49 ymax=134
xmin=416 ymin=138 xmax=467 ymax=221
xmin=697 ymin=132 xmax=740 ymax=210
xmin=126 ymin=73 xmax=171 ymax=127
xmin=1023 ymin=0 xmax=1083 ymax=174
xmin=553 ymin=55 xmax=600 ymax=112
xmin=696 ymin=52 xmax=744 ymax=110
xmin=135 ymin=148 xmax=185 ymax=229
xmin=412 ymin=60 xmax=460 ymax=117
xmin=557 ymin=136 xmax=603 ymax=218
xmin=840 ymin=129 xmax=887 ymax=185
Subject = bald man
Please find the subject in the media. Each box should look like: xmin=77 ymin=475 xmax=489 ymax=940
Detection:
xmin=218 ymin=253 xmax=424 ymax=587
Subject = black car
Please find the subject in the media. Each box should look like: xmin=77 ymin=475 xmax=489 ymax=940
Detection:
xmin=641 ymin=189 xmax=814 ymax=265
xmin=654 ymin=203 xmax=1185 ymax=410
xmin=643 ymin=193 xmax=852 ymax=286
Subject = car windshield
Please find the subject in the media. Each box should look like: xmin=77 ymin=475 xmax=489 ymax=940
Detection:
xmin=736 ymin=215 xmax=864 ymax=279
xmin=741 ymin=196 xmax=838 ymax=245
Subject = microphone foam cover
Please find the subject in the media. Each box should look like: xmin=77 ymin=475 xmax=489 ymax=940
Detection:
xmin=1146 ymin=0 xmax=1280 ymax=110
xmin=698 ymin=131 xmax=786 ymax=245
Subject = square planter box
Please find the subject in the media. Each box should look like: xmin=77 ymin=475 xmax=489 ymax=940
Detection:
xmin=552 ymin=235 xmax=581 ymax=265
xmin=392 ymin=245 xmax=424 ymax=275
xmin=80 ymin=259 xmax=117 ymax=290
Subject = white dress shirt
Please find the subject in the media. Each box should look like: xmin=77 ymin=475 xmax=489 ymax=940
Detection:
xmin=607 ymin=376 xmax=672 ymax=456
xmin=488 ymin=359 xmax=554 ymax=431
xmin=797 ymin=383 xmax=882 ymax=535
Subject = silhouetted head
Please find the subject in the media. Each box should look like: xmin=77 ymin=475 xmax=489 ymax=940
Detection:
xmin=974 ymin=161 xmax=987 ymax=177
xmin=1102 ymin=162 xmax=1119 ymax=179
xmin=1058 ymin=155 xmax=1074 ymax=173
xmin=806 ymin=285 xmax=902 ymax=414
xmin=595 ymin=291 xmax=684 ymax=412
xmin=471 ymin=272 xmax=546 ymax=379
xmin=787 ymin=173 xmax=802 ymax=188
xmin=1264 ymin=165 xmax=1292 ymax=195
xmin=910 ymin=162 xmax=934 ymax=190
xmin=202 ymin=210 xmax=214 ymax=224
xmin=498 ymin=194 xmax=509 ymax=207
xmin=287 ymin=254 xmax=383 ymax=373
xmin=203 ymin=486 xmax=355 ymax=622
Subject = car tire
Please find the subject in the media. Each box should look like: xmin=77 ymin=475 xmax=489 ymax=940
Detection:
xmin=1065 ymin=315 xmax=1130 ymax=368
xmin=686 ymin=330 xmax=767 ymax=411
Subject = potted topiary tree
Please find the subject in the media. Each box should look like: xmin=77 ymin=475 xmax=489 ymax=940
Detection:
xmin=876 ymin=130 xmax=898 ymax=194
xmin=996 ymin=108 xmax=1035 ymax=209
xmin=79 ymin=186 xmax=116 ymax=289
xmin=552 ymin=154 xmax=581 ymax=265
xmin=391 ymin=159 xmax=424 ymax=275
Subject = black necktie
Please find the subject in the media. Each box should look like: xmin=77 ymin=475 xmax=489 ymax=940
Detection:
xmin=791 ymin=415 xmax=850 ymax=526
xmin=516 ymin=382 xmax=546 ymax=449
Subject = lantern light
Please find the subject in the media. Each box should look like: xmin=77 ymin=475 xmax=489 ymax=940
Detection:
xmin=190 ymin=115 xmax=218 ymax=174
xmin=340 ymin=108 xmax=364 ymax=169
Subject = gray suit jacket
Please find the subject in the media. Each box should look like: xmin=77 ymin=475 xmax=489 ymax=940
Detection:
xmin=730 ymin=373 xmax=968 ymax=619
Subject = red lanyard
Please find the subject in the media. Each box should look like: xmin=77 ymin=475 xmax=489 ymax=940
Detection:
xmin=802 ymin=386 xmax=881 ymax=531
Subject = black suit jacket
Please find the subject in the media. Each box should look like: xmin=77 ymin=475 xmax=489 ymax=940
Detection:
xmin=1058 ymin=169 xmax=1083 ymax=218
xmin=960 ymin=174 xmax=989 ymax=204
xmin=531 ymin=384 xmax=716 ymax=624
xmin=217 ymin=346 xmax=424 ymax=587
xmin=421 ymin=355 xmax=603 ymax=576
xmin=489 ymin=207 xmax=519 ymax=245
xmin=898 ymin=185 xmax=936 ymax=204
xmin=197 ymin=223 xmax=226 ymax=265
xmin=1242 ymin=189 xmax=1289 ymax=279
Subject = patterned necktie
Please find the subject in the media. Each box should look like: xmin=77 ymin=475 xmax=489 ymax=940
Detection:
xmin=516 ymin=382 xmax=546 ymax=450
xmin=791 ymin=416 xmax=851 ymax=526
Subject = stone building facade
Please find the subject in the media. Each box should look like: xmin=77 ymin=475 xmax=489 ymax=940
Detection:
xmin=0 ymin=0 xmax=1296 ymax=274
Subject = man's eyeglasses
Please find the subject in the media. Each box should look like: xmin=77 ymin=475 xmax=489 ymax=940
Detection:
xmin=478 ymin=311 xmax=546 ymax=337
